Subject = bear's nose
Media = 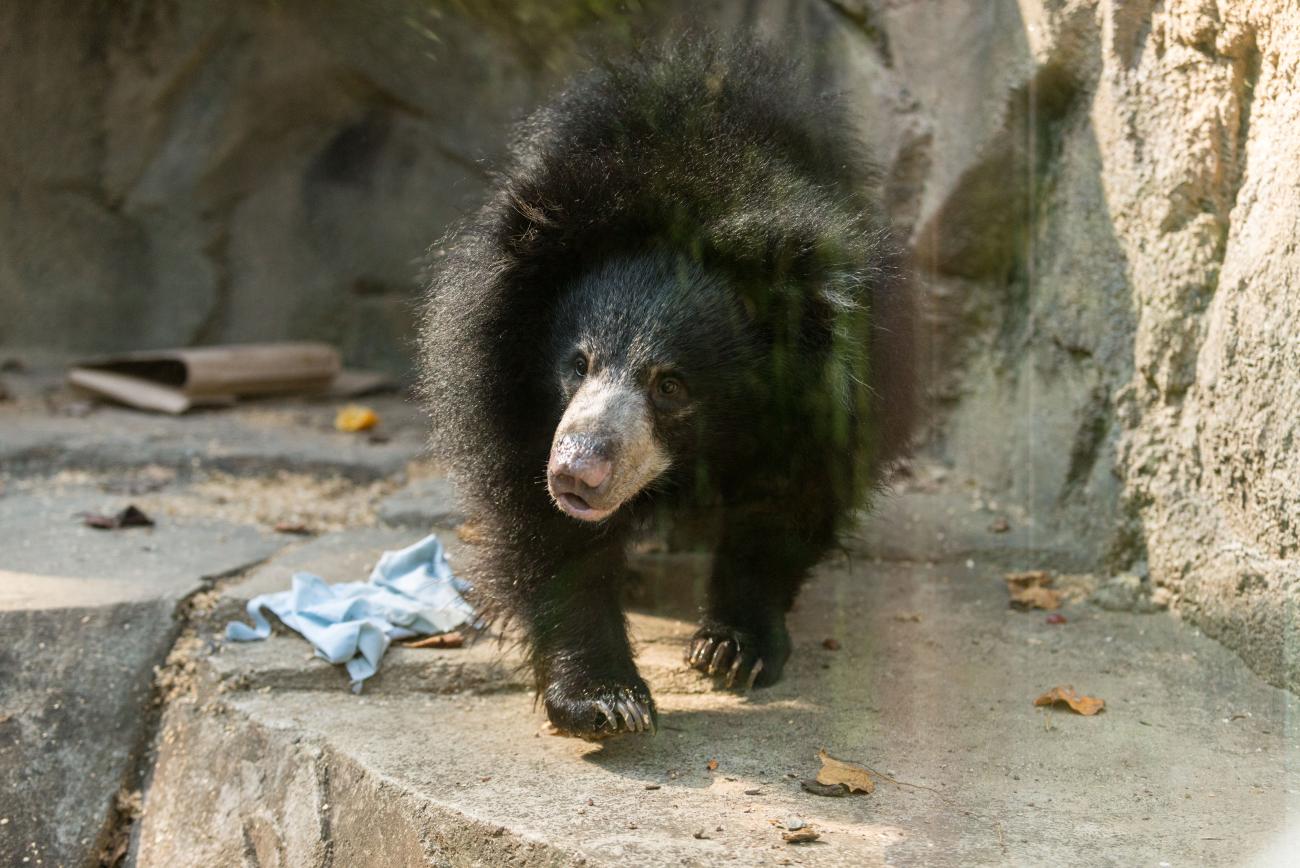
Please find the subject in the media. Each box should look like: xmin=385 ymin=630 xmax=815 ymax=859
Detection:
xmin=549 ymin=451 xmax=612 ymax=493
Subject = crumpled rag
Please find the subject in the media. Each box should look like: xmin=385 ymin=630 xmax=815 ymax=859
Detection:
xmin=225 ymin=533 xmax=475 ymax=692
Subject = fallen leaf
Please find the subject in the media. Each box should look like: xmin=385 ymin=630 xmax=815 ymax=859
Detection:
xmin=335 ymin=404 xmax=379 ymax=432
xmin=1012 ymin=586 xmax=1062 ymax=610
xmin=815 ymin=749 xmax=875 ymax=794
xmin=456 ymin=520 xmax=487 ymax=545
xmin=273 ymin=521 xmax=313 ymax=535
xmin=1034 ymin=686 xmax=1105 ymax=716
xmin=783 ymin=828 xmax=820 ymax=844
xmin=1005 ymin=569 xmax=1052 ymax=589
xmin=801 ymin=779 xmax=849 ymax=797
xmin=1005 ymin=570 xmax=1062 ymax=610
xmin=706 ymin=758 xmax=719 ymax=771
xmin=1045 ymin=613 xmax=1068 ymax=625
xmin=821 ymin=637 xmax=841 ymax=651
xmin=401 ymin=631 xmax=465 ymax=649
xmin=81 ymin=505 xmax=154 ymax=530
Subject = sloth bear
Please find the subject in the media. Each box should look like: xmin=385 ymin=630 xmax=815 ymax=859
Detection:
xmin=420 ymin=37 xmax=915 ymax=737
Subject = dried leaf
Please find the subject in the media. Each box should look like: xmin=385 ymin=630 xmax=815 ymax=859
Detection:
xmin=821 ymin=637 xmax=841 ymax=650
xmin=335 ymin=404 xmax=379 ymax=432
xmin=456 ymin=520 xmax=487 ymax=545
xmin=1005 ymin=570 xmax=1062 ymax=610
xmin=1005 ymin=570 xmax=1052 ymax=589
xmin=273 ymin=521 xmax=313 ymax=535
xmin=81 ymin=505 xmax=154 ymax=530
xmin=706 ymin=758 xmax=719 ymax=771
xmin=783 ymin=828 xmax=820 ymax=844
xmin=801 ymin=779 xmax=849 ymax=797
xmin=401 ymin=631 xmax=465 ymax=649
xmin=1011 ymin=585 xmax=1062 ymax=610
xmin=1045 ymin=613 xmax=1068 ymax=625
xmin=815 ymin=749 xmax=875 ymax=794
xmin=1034 ymin=686 xmax=1105 ymax=716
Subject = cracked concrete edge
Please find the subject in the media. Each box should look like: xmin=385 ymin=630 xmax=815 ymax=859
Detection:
xmin=0 ymin=525 xmax=287 ymax=868
xmin=135 ymin=693 xmax=581 ymax=868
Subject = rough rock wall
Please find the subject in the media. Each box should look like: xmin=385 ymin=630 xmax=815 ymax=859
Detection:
xmin=0 ymin=0 xmax=612 ymax=374
xmin=855 ymin=0 xmax=1298 ymax=691
xmin=0 ymin=0 xmax=843 ymax=376
xmin=1 ymin=1 xmax=1295 ymax=689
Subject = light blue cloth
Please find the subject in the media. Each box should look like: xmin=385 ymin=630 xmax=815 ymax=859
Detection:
xmin=225 ymin=533 xmax=475 ymax=692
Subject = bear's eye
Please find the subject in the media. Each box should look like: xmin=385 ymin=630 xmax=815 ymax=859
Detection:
xmin=571 ymin=353 xmax=588 ymax=378
xmin=655 ymin=374 xmax=686 ymax=402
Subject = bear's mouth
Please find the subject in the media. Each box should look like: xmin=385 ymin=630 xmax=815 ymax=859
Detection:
xmin=554 ymin=491 xmax=615 ymax=522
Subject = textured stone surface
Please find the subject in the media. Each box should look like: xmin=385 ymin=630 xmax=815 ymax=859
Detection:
xmin=0 ymin=388 xmax=428 ymax=483
xmin=376 ymin=476 xmax=465 ymax=529
xmin=850 ymin=0 xmax=1299 ymax=692
xmin=137 ymin=514 xmax=1299 ymax=866
xmin=0 ymin=488 xmax=282 ymax=868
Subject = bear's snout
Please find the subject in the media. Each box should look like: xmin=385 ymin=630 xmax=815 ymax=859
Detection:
xmin=546 ymin=375 xmax=671 ymax=522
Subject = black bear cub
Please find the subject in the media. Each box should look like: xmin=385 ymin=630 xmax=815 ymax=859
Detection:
xmin=420 ymin=38 xmax=915 ymax=737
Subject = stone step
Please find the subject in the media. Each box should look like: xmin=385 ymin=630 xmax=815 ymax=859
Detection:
xmin=137 ymin=555 xmax=1300 ymax=866
xmin=0 ymin=486 xmax=286 ymax=868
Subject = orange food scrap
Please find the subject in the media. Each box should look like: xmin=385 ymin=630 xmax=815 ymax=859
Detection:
xmin=1034 ymin=686 xmax=1105 ymax=716
xmin=402 ymin=631 xmax=465 ymax=649
xmin=335 ymin=404 xmax=379 ymax=432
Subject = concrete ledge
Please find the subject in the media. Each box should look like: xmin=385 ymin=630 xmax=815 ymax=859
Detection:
xmin=138 ymin=557 xmax=1300 ymax=866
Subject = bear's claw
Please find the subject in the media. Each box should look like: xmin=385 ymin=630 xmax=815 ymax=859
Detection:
xmin=687 ymin=621 xmax=789 ymax=689
xmin=545 ymin=681 xmax=657 ymax=739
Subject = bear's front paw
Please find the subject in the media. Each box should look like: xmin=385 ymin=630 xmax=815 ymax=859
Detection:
xmin=687 ymin=620 xmax=790 ymax=689
xmin=543 ymin=677 xmax=658 ymax=739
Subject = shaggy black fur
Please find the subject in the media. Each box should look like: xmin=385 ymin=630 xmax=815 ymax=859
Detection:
xmin=420 ymin=36 xmax=916 ymax=738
